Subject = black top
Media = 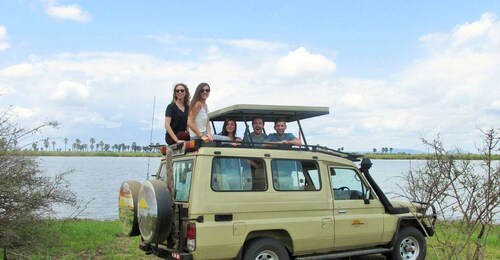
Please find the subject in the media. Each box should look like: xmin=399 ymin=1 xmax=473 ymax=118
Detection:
xmin=165 ymin=103 xmax=189 ymax=132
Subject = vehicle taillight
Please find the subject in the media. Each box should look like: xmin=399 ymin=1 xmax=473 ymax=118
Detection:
xmin=186 ymin=222 xmax=196 ymax=251
xmin=160 ymin=146 xmax=167 ymax=155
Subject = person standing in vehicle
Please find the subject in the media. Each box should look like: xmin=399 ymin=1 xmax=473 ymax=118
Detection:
xmin=165 ymin=83 xmax=190 ymax=145
xmin=188 ymin=83 xmax=229 ymax=142
xmin=242 ymin=117 xmax=267 ymax=147
xmin=221 ymin=118 xmax=242 ymax=146
xmin=264 ymin=118 xmax=301 ymax=146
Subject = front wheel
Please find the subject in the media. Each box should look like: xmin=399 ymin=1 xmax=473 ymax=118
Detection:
xmin=388 ymin=226 xmax=426 ymax=260
xmin=243 ymin=237 xmax=289 ymax=260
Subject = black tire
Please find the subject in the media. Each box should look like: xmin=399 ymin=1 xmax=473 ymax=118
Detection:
xmin=118 ymin=180 xmax=141 ymax=236
xmin=137 ymin=179 xmax=173 ymax=244
xmin=243 ymin=237 xmax=289 ymax=260
xmin=387 ymin=226 xmax=426 ymax=260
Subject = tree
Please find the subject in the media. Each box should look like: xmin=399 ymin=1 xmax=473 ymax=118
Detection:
xmin=43 ymin=138 xmax=49 ymax=151
xmin=373 ymin=148 xmax=377 ymax=153
xmin=0 ymin=109 xmax=76 ymax=256
xmin=89 ymin=138 xmax=95 ymax=151
xmin=99 ymin=141 xmax=104 ymax=152
xmin=64 ymin=137 xmax=68 ymax=151
xmin=75 ymin=139 xmax=81 ymax=151
xmin=51 ymin=140 xmax=55 ymax=151
xmin=400 ymin=128 xmax=500 ymax=259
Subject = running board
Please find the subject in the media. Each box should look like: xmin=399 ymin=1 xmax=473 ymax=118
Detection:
xmin=296 ymin=247 xmax=393 ymax=260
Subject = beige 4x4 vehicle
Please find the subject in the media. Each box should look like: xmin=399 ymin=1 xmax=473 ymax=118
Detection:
xmin=118 ymin=104 xmax=435 ymax=260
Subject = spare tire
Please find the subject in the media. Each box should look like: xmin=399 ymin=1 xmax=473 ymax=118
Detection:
xmin=138 ymin=179 xmax=173 ymax=244
xmin=118 ymin=180 xmax=141 ymax=236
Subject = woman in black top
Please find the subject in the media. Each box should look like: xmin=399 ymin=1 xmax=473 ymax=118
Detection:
xmin=165 ymin=83 xmax=191 ymax=145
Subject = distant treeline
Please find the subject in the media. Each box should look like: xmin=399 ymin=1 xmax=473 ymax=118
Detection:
xmin=7 ymin=150 xmax=499 ymax=160
xmin=365 ymin=153 xmax=500 ymax=160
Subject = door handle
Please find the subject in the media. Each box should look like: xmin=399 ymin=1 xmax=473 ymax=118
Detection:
xmin=338 ymin=209 xmax=347 ymax=214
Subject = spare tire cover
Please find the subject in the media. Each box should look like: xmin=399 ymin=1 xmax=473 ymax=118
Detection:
xmin=118 ymin=180 xmax=141 ymax=236
xmin=138 ymin=179 xmax=173 ymax=243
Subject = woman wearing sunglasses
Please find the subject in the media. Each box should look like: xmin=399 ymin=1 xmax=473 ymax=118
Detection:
xmin=164 ymin=83 xmax=191 ymax=145
xmin=188 ymin=82 xmax=229 ymax=142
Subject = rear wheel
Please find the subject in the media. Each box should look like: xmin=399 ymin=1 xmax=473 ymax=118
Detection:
xmin=243 ymin=237 xmax=289 ymax=260
xmin=387 ymin=226 xmax=426 ymax=260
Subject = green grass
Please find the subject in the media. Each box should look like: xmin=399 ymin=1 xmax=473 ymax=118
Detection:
xmin=1 ymin=219 xmax=155 ymax=259
xmin=2 ymin=219 xmax=498 ymax=259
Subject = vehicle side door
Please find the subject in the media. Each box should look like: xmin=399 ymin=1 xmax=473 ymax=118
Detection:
xmin=330 ymin=167 xmax=385 ymax=249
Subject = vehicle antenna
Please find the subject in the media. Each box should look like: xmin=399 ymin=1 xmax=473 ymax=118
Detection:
xmin=146 ymin=95 xmax=156 ymax=180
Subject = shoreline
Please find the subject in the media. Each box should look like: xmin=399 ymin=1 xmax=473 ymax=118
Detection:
xmin=6 ymin=150 xmax=499 ymax=160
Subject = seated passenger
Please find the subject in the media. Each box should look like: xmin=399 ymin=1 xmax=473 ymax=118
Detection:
xmin=221 ymin=118 xmax=241 ymax=146
xmin=264 ymin=118 xmax=301 ymax=147
xmin=242 ymin=117 xmax=267 ymax=147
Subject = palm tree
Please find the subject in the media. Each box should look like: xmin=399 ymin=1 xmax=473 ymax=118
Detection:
xmin=99 ymin=141 xmax=104 ymax=152
xmin=51 ymin=141 xmax=56 ymax=151
xmin=43 ymin=138 xmax=49 ymax=151
xmin=90 ymin=138 xmax=95 ymax=151
xmin=32 ymin=143 xmax=37 ymax=151
xmin=64 ymin=138 xmax=68 ymax=151
xmin=389 ymin=147 xmax=393 ymax=154
xmin=373 ymin=148 xmax=377 ymax=153
xmin=75 ymin=139 xmax=81 ymax=151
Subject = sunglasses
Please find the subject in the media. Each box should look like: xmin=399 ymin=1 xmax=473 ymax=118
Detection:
xmin=175 ymin=89 xmax=185 ymax=93
xmin=201 ymin=88 xmax=210 ymax=93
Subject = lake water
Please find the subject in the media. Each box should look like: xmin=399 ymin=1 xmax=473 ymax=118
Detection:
xmin=38 ymin=157 xmax=492 ymax=221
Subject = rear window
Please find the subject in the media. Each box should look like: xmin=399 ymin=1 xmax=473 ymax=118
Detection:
xmin=173 ymin=160 xmax=193 ymax=201
xmin=211 ymin=157 xmax=266 ymax=191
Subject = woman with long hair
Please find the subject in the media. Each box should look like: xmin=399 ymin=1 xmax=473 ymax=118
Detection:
xmin=188 ymin=82 xmax=228 ymax=142
xmin=221 ymin=118 xmax=241 ymax=146
xmin=164 ymin=83 xmax=190 ymax=145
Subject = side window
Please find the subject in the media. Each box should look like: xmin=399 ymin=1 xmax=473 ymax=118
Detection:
xmin=173 ymin=160 xmax=193 ymax=201
xmin=271 ymin=159 xmax=320 ymax=191
xmin=211 ymin=157 xmax=265 ymax=191
xmin=330 ymin=167 xmax=369 ymax=200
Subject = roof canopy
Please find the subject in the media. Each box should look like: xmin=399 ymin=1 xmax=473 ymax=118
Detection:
xmin=208 ymin=104 xmax=329 ymax=122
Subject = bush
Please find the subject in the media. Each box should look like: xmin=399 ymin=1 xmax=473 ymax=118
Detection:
xmin=0 ymin=109 xmax=77 ymax=256
xmin=401 ymin=128 xmax=500 ymax=259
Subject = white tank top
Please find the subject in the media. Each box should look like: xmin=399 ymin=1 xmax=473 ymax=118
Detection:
xmin=189 ymin=106 xmax=208 ymax=137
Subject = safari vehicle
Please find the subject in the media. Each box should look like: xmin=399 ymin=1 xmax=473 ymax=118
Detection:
xmin=118 ymin=104 xmax=436 ymax=260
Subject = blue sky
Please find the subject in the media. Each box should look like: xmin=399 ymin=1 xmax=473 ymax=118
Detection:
xmin=1 ymin=1 xmax=499 ymax=152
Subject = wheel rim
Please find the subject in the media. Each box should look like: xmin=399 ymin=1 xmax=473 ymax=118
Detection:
xmin=399 ymin=235 xmax=420 ymax=260
xmin=255 ymin=249 xmax=279 ymax=260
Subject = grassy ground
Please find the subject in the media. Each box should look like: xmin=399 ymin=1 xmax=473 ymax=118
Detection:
xmin=2 ymin=219 xmax=498 ymax=259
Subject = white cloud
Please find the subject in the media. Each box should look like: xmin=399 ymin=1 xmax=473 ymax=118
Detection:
xmin=44 ymin=0 xmax=91 ymax=23
xmin=276 ymin=47 xmax=336 ymax=77
xmin=451 ymin=13 xmax=496 ymax=47
xmin=12 ymin=106 xmax=40 ymax=120
xmin=215 ymin=39 xmax=288 ymax=51
xmin=0 ymin=25 xmax=10 ymax=52
xmin=72 ymin=112 xmax=121 ymax=128
xmin=0 ymin=63 xmax=44 ymax=77
xmin=49 ymin=80 xmax=90 ymax=103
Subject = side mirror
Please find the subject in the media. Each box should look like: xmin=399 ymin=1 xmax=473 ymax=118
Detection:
xmin=364 ymin=188 xmax=371 ymax=204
